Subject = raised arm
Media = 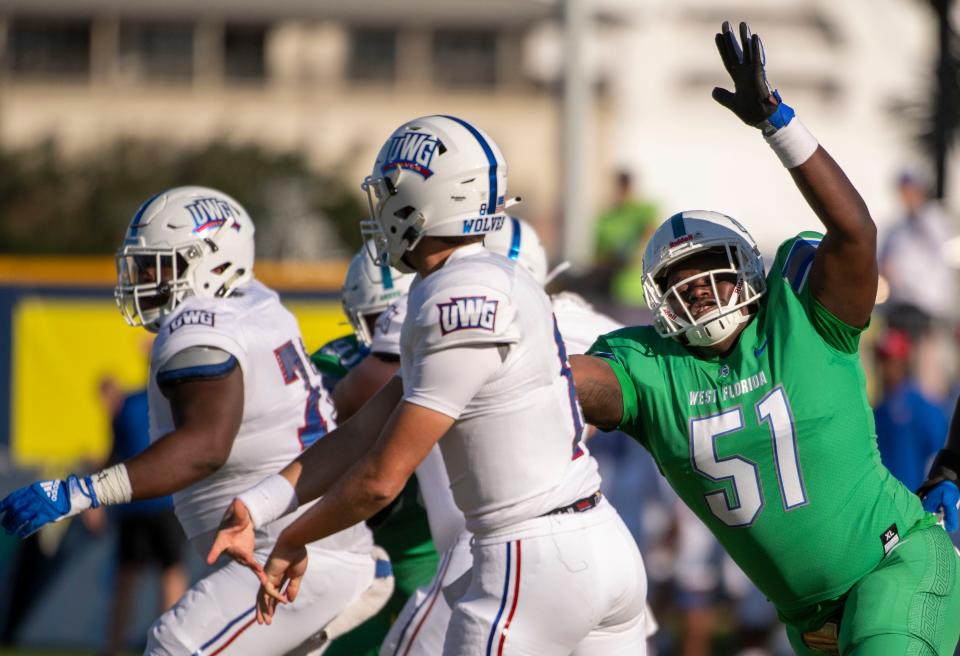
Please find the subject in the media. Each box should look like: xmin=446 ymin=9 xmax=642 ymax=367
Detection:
xmin=787 ymin=144 xmax=876 ymax=327
xmin=712 ymin=21 xmax=876 ymax=327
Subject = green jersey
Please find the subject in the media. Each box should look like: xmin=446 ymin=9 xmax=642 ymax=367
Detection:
xmin=589 ymin=232 xmax=932 ymax=612
xmin=310 ymin=335 xmax=436 ymax=561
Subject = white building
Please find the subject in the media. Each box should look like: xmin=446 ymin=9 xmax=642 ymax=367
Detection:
xmin=0 ymin=0 xmax=956 ymax=262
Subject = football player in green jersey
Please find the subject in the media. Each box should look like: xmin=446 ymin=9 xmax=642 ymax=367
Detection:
xmin=572 ymin=21 xmax=960 ymax=656
xmin=312 ymin=246 xmax=440 ymax=656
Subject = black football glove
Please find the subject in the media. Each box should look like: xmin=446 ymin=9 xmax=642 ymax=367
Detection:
xmin=712 ymin=21 xmax=790 ymax=134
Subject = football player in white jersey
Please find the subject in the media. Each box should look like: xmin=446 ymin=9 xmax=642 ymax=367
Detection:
xmin=0 ymin=186 xmax=386 ymax=655
xmin=208 ymin=116 xmax=649 ymax=655
xmin=383 ymin=216 xmax=657 ymax=656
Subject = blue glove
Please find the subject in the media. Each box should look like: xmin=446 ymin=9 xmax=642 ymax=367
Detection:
xmin=921 ymin=480 xmax=959 ymax=533
xmin=0 ymin=475 xmax=99 ymax=538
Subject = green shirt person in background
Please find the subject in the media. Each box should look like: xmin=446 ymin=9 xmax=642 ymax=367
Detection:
xmin=312 ymin=247 xmax=438 ymax=656
xmin=572 ymin=22 xmax=960 ymax=655
xmin=592 ymin=170 xmax=658 ymax=305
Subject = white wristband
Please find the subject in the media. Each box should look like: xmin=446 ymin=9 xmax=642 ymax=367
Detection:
xmin=764 ymin=118 xmax=818 ymax=169
xmin=236 ymin=474 xmax=299 ymax=529
xmin=90 ymin=464 xmax=133 ymax=506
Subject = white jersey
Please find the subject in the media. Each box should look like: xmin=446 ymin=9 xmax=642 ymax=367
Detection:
xmin=149 ymin=279 xmax=371 ymax=552
xmin=399 ymin=245 xmax=601 ymax=536
xmin=371 ymin=296 xmax=406 ymax=357
xmin=376 ymin=287 xmax=623 ymax=547
xmin=551 ymin=291 xmax=624 ymax=356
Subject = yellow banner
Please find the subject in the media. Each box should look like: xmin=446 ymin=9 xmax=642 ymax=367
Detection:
xmin=11 ymin=296 xmax=349 ymax=472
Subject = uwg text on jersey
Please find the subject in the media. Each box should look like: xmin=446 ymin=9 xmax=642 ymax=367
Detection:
xmin=437 ymin=296 xmax=499 ymax=335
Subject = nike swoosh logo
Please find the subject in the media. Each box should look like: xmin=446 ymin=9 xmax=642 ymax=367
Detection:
xmin=754 ymin=339 xmax=769 ymax=358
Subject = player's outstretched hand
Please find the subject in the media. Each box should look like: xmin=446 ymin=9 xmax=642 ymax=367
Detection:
xmin=256 ymin=537 xmax=308 ymax=625
xmin=918 ymin=479 xmax=960 ymax=533
xmin=207 ymin=498 xmax=263 ymax=573
xmin=712 ymin=21 xmax=780 ymax=128
xmin=0 ymin=475 xmax=99 ymax=538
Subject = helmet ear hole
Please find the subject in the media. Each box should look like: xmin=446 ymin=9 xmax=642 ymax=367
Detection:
xmin=394 ymin=206 xmax=415 ymax=220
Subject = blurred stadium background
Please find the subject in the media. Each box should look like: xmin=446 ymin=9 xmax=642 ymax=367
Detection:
xmin=0 ymin=0 xmax=958 ymax=654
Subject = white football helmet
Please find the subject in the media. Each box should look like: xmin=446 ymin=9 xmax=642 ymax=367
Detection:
xmin=115 ymin=186 xmax=255 ymax=331
xmin=642 ymin=210 xmax=765 ymax=347
xmin=342 ymin=243 xmax=414 ymax=346
xmin=483 ymin=216 xmax=548 ymax=286
xmin=361 ymin=115 xmax=518 ymax=272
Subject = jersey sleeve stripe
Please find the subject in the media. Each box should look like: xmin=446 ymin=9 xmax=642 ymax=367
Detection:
xmin=781 ymin=238 xmax=821 ymax=293
xmin=156 ymin=355 xmax=238 ymax=387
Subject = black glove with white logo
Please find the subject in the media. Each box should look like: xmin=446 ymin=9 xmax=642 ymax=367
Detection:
xmin=712 ymin=21 xmax=791 ymax=135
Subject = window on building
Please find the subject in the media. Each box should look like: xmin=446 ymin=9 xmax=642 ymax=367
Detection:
xmin=433 ymin=30 xmax=496 ymax=88
xmin=347 ymin=28 xmax=396 ymax=82
xmin=225 ymin=24 xmax=266 ymax=82
xmin=119 ymin=21 xmax=194 ymax=81
xmin=8 ymin=18 xmax=92 ymax=78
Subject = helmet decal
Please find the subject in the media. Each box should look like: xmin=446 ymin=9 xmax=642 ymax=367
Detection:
xmin=184 ymin=196 xmax=240 ymax=234
xmin=441 ymin=115 xmax=500 ymax=216
xmin=382 ymin=131 xmax=441 ymax=179
xmin=670 ymin=213 xmax=687 ymax=238
xmin=507 ymin=216 xmax=522 ymax=261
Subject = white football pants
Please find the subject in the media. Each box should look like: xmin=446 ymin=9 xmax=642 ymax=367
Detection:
xmin=387 ymin=500 xmax=648 ymax=656
xmin=144 ymin=545 xmax=376 ymax=655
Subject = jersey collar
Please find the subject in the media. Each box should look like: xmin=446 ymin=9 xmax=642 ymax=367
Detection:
xmin=444 ymin=242 xmax=486 ymax=266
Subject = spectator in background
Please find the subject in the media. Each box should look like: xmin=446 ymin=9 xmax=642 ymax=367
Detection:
xmin=592 ymin=170 xmax=658 ymax=306
xmin=101 ymin=378 xmax=187 ymax=656
xmin=873 ymin=329 xmax=948 ymax=492
xmin=879 ymin=168 xmax=957 ymax=398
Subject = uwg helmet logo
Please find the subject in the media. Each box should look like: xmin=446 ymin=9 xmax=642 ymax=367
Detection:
xmin=185 ymin=197 xmax=238 ymax=234
xmin=437 ymin=296 xmax=499 ymax=335
xmin=382 ymin=132 xmax=440 ymax=179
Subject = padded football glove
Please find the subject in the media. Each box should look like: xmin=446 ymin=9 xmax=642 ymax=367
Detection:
xmin=712 ymin=21 xmax=794 ymax=135
xmin=0 ymin=474 xmax=99 ymax=538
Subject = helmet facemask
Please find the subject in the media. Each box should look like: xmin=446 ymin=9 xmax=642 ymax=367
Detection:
xmin=115 ymin=248 xmax=193 ymax=331
xmin=360 ymin=172 xmax=425 ymax=273
xmin=645 ymin=242 xmax=765 ymax=347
